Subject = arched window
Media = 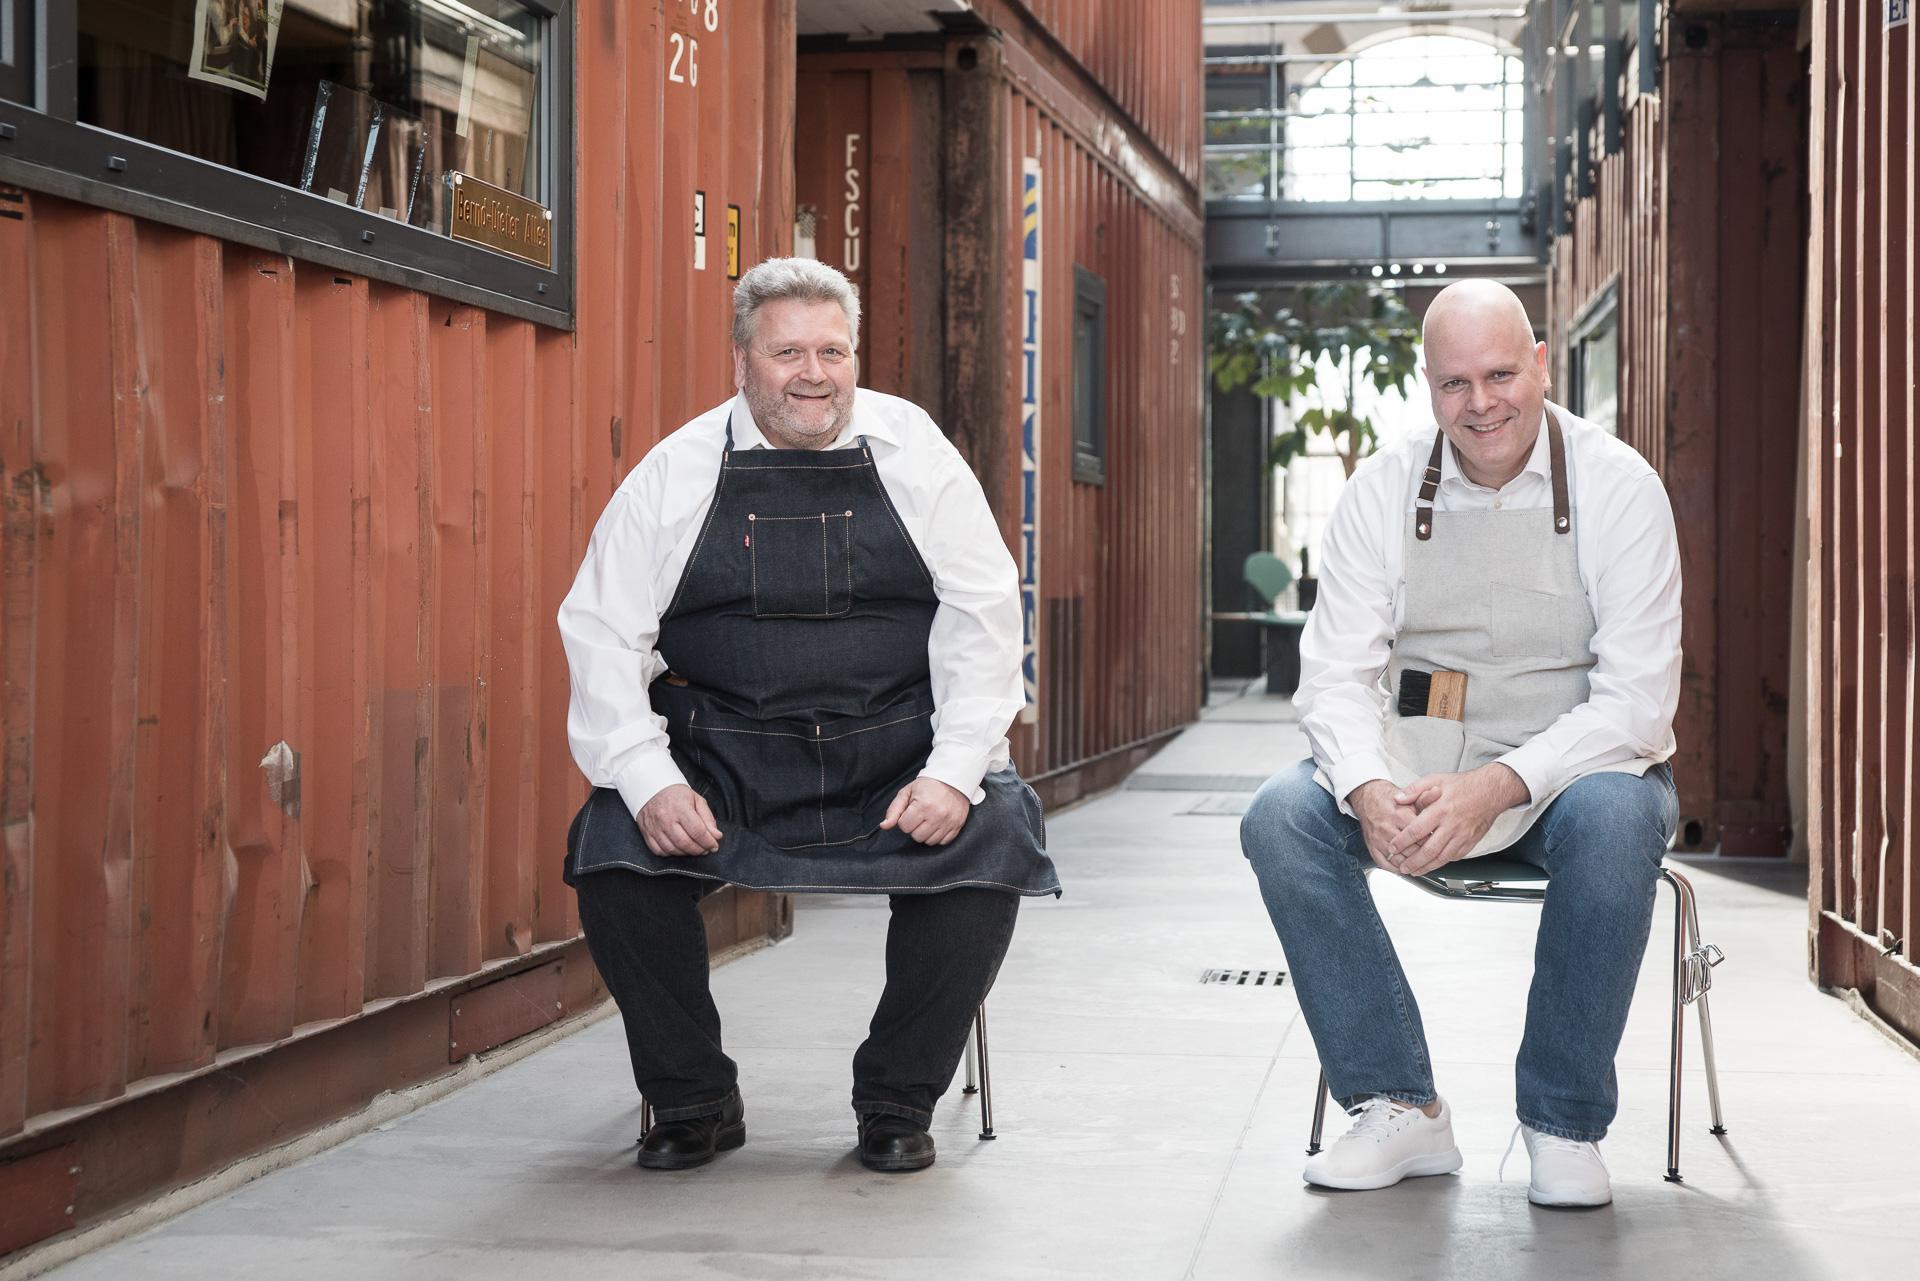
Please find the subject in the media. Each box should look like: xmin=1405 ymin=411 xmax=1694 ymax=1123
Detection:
xmin=1284 ymin=34 xmax=1523 ymax=202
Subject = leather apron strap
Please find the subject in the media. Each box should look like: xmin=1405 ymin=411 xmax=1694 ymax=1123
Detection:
xmin=1414 ymin=413 xmax=1572 ymax=541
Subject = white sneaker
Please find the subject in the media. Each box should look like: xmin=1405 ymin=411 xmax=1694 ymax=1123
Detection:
xmin=1519 ymin=1125 xmax=1613 ymax=1207
xmin=1302 ymin=1097 xmax=1464 ymax=1191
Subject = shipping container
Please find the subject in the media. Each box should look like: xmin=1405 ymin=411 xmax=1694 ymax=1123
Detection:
xmin=1805 ymin=0 xmax=1920 ymax=1047
xmin=0 ymin=0 xmax=796 ymax=1253
xmin=1544 ymin=7 xmax=1804 ymax=859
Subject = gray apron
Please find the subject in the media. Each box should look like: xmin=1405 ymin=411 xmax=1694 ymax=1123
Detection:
xmin=1320 ymin=409 xmax=1649 ymax=856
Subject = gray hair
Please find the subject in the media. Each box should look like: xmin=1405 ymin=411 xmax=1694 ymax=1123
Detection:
xmin=731 ymin=257 xmax=861 ymax=349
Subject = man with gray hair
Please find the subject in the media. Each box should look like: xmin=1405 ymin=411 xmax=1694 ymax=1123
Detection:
xmin=559 ymin=257 xmax=1057 ymax=1174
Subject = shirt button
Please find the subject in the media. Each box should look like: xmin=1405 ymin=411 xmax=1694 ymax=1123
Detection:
xmin=1492 ymin=499 xmax=1503 ymax=510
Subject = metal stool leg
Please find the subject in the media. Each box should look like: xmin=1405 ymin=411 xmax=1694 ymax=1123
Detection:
xmin=1307 ymin=1069 xmax=1330 ymax=1156
xmin=1696 ymin=987 xmax=1728 ymax=1136
xmin=964 ymin=1033 xmax=979 ymax=1096
xmin=1661 ymin=867 xmax=1730 ymax=1182
xmin=1662 ymin=869 xmax=1688 ymax=1183
xmin=1669 ymin=869 xmax=1729 ymax=1136
xmin=641 ymin=1097 xmax=654 ymax=1135
xmin=973 ymin=1002 xmax=995 ymax=1140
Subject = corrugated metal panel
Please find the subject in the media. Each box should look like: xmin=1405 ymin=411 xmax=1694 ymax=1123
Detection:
xmin=0 ymin=0 xmax=795 ymax=1210
xmin=1010 ymin=0 xmax=1204 ymax=190
xmin=1547 ymin=18 xmax=1801 ymax=858
xmin=1005 ymin=71 xmax=1206 ymax=795
xmin=1549 ymin=97 xmax=1665 ymax=461
xmin=794 ymin=35 xmax=1206 ymax=805
xmin=1807 ymin=0 xmax=1920 ymax=1046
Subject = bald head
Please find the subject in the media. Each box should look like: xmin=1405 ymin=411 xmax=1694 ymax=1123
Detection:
xmin=1421 ymin=279 xmax=1535 ymax=352
xmin=1419 ymin=279 xmax=1551 ymax=490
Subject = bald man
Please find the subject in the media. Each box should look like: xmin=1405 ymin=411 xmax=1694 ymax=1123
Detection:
xmin=1239 ymin=281 xmax=1681 ymax=1207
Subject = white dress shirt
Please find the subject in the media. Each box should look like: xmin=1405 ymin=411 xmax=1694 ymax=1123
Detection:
xmin=560 ymin=388 xmax=1025 ymax=819
xmin=1297 ymin=403 xmax=1682 ymax=809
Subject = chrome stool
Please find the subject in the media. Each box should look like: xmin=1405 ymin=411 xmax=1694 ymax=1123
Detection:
xmin=1305 ymin=860 xmax=1727 ymax=1182
xmin=641 ymin=1002 xmax=997 ymax=1140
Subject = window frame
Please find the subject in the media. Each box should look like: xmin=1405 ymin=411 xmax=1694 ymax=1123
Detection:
xmin=1568 ymin=279 xmax=1621 ymax=433
xmin=0 ymin=1 xmax=29 ymax=106
xmin=1071 ymin=264 xmax=1108 ymax=487
xmin=0 ymin=0 xmax=574 ymax=328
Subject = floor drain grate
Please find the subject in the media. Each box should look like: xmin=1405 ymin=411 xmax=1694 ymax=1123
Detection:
xmin=1180 ymin=795 xmax=1251 ymax=817
xmin=1201 ymin=968 xmax=1288 ymax=986
xmin=1128 ymin=774 xmax=1270 ymax=793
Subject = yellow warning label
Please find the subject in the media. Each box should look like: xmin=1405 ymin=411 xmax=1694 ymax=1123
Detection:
xmin=726 ymin=204 xmax=741 ymax=279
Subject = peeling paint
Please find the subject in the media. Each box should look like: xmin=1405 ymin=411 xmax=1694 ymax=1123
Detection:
xmin=259 ymin=742 xmax=300 ymax=818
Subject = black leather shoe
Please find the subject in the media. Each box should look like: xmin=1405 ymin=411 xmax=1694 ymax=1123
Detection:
xmin=857 ymin=1112 xmax=937 ymax=1172
xmin=637 ymin=1090 xmax=746 ymax=1170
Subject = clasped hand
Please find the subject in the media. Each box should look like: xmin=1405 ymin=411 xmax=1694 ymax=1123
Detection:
xmin=1349 ymin=764 xmax=1530 ymax=877
xmin=635 ymin=776 xmax=971 ymax=856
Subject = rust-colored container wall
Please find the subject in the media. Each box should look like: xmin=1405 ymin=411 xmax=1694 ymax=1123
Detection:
xmin=0 ymin=0 xmax=795 ymax=1250
xmin=1002 ymin=76 xmax=1206 ymax=798
xmin=1806 ymin=0 xmax=1920 ymax=1046
xmin=1548 ymin=13 xmax=1803 ymax=858
xmin=994 ymin=0 xmax=1204 ymax=191
xmin=796 ymin=12 xmax=1206 ymax=808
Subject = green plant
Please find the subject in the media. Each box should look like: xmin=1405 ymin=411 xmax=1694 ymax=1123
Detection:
xmin=1209 ymin=282 xmax=1422 ymax=477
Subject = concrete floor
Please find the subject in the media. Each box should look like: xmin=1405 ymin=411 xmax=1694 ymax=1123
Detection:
xmin=41 ymin=688 xmax=1920 ymax=1280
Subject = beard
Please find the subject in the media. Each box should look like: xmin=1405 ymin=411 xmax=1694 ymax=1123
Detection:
xmin=742 ymin=379 xmax=854 ymax=448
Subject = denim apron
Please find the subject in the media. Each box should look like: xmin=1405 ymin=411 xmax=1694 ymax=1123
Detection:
xmin=1314 ymin=408 xmax=1651 ymax=856
xmin=566 ymin=414 xmax=1059 ymax=897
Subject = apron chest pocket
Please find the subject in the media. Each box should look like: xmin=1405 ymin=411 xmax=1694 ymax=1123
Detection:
xmin=1488 ymin=583 xmax=1564 ymax=658
xmin=748 ymin=511 xmax=854 ymax=619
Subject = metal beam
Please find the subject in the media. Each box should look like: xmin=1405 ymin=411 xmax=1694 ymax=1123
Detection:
xmin=1204 ymin=8 xmax=1525 ymax=24
xmin=1207 ymin=198 xmax=1539 ymax=281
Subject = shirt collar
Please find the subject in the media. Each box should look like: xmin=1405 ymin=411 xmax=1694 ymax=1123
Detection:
xmin=728 ymin=389 xmax=899 ymax=451
xmin=1437 ymin=405 xmax=1554 ymax=492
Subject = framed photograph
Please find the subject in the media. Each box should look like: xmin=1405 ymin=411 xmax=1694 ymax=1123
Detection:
xmin=188 ymin=0 xmax=286 ymax=101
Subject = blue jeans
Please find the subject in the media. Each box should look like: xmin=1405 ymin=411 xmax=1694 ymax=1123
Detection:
xmin=1240 ymin=759 xmax=1677 ymax=1142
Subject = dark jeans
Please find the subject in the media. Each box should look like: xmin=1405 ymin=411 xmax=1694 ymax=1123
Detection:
xmin=575 ymin=870 xmax=1020 ymax=1128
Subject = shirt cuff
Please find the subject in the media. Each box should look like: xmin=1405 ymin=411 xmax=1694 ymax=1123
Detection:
xmin=1494 ymin=743 xmax=1553 ymax=806
xmin=1327 ymin=751 xmax=1394 ymax=816
xmin=922 ymin=741 xmax=990 ymax=805
xmin=614 ymin=751 xmax=691 ymax=819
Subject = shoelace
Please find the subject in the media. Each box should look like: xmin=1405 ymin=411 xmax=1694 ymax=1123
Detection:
xmin=1498 ymin=1123 xmax=1601 ymax=1181
xmin=1498 ymin=1124 xmax=1523 ymax=1180
xmin=1344 ymin=1097 xmax=1415 ymax=1144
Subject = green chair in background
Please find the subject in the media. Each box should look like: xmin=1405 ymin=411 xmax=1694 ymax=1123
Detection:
xmin=1243 ymin=550 xmax=1296 ymax=612
xmin=1243 ymin=551 xmax=1308 ymax=694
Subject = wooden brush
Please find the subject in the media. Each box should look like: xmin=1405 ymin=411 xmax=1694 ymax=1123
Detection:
xmin=1396 ymin=669 xmax=1467 ymax=720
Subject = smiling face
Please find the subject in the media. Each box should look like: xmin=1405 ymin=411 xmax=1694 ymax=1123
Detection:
xmin=732 ymin=298 xmax=858 ymax=450
xmin=1420 ymin=282 xmax=1550 ymax=490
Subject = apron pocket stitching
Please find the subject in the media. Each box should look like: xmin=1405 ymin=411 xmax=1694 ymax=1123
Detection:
xmin=748 ymin=513 xmax=856 ymax=618
xmin=695 ymin=724 xmax=815 ymax=738
xmin=818 ymin=709 xmax=931 ymax=741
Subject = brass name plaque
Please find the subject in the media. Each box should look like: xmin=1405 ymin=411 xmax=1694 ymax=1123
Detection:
xmin=445 ymin=172 xmax=553 ymax=268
